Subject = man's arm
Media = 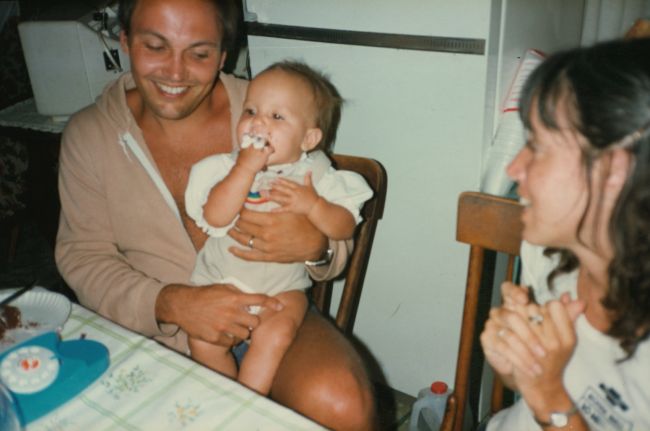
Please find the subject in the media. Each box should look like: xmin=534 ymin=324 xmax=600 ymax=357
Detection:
xmin=268 ymin=174 xmax=357 ymax=240
xmin=155 ymin=283 xmax=282 ymax=346
xmin=55 ymin=113 xmax=172 ymax=338
xmin=56 ymin=115 xmax=282 ymax=347
xmin=228 ymin=209 xmax=352 ymax=280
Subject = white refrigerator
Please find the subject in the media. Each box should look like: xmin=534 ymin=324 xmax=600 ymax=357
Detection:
xmin=243 ymin=0 xmax=585 ymax=398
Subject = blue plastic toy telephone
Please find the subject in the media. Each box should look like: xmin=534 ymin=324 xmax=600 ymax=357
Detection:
xmin=0 ymin=331 xmax=109 ymax=426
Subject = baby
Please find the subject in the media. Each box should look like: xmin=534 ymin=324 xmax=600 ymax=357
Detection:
xmin=184 ymin=61 xmax=373 ymax=394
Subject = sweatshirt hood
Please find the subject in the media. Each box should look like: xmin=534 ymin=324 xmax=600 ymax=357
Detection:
xmin=95 ymin=72 xmax=140 ymax=135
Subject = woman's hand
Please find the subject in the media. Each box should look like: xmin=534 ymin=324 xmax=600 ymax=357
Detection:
xmin=481 ymin=282 xmax=546 ymax=389
xmin=480 ymin=283 xmax=584 ymax=390
xmin=513 ymin=296 xmax=584 ymax=407
xmin=481 ymin=303 xmax=548 ymax=388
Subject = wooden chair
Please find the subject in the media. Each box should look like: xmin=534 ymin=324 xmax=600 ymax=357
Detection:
xmin=310 ymin=153 xmax=388 ymax=335
xmin=441 ymin=191 xmax=524 ymax=431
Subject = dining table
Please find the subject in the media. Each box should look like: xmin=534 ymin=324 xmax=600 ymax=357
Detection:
xmin=25 ymin=302 xmax=326 ymax=431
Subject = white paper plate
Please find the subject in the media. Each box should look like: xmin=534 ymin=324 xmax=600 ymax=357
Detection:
xmin=0 ymin=288 xmax=71 ymax=353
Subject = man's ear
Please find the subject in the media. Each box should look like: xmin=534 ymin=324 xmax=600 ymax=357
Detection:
xmin=119 ymin=31 xmax=129 ymax=54
xmin=219 ymin=51 xmax=227 ymax=70
xmin=301 ymin=128 xmax=323 ymax=152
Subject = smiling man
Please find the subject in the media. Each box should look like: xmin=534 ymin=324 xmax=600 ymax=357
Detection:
xmin=54 ymin=0 xmax=377 ymax=429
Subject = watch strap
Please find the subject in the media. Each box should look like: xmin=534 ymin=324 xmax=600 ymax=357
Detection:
xmin=305 ymin=247 xmax=333 ymax=267
xmin=534 ymin=404 xmax=579 ymax=428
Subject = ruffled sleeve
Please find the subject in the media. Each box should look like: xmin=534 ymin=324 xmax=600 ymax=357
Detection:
xmin=314 ymin=168 xmax=374 ymax=224
xmin=185 ymin=153 xmax=236 ymax=237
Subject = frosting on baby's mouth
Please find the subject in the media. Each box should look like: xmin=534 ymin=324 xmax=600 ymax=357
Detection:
xmin=241 ymin=134 xmax=268 ymax=149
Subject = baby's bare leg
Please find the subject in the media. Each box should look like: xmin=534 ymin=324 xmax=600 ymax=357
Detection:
xmin=188 ymin=336 xmax=237 ymax=379
xmin=238 ymin=290 xmax=308 ymax=395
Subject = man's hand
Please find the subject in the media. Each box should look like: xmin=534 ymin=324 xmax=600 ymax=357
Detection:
xmin=228 ymin=208 xmax=327 ymax=263
xmin=156 ymin=283 xmax=283 ymax=347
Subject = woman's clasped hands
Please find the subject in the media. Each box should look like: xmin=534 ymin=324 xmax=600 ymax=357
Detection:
xmin=480 ymin=282 xmax=586 ymax=402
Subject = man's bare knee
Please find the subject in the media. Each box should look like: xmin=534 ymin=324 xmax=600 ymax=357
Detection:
xmin=301 ymin=366 xmax=376 ymax=431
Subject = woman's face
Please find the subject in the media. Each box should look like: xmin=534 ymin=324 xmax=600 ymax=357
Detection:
xmin=507 ymin=102 xmax=590 ymax=249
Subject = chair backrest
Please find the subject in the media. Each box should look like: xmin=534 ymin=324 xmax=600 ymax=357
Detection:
xmin=310 ymin=153 xmax=387 ymax=335
xmin=441 ymin=191 xmax=523 ymax=431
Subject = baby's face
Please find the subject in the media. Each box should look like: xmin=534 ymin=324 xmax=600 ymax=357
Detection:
xmin=237 ymin=69 xmax=320 ymax=166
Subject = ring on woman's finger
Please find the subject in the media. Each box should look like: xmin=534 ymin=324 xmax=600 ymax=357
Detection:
xmin=528 ymin=314 xmax=544 ymax=325
xmin=497 ymin=328 xmax=507 ymax=338
xmin=248 ymin=236 xmax=255 ymax=248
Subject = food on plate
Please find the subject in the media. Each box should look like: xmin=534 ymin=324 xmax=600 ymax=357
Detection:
xmin=0 ymin=305 xmax=22 ymax=339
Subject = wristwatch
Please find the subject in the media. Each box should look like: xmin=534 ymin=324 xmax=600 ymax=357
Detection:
xmin=305 ymin=247 xmax=333 ymax=267
xmin=534 ymin=404 xmax=579 ymax=428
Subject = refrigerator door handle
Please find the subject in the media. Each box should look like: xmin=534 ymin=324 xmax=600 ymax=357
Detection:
xmin=245 ymin=22 xmax=485 ymax=55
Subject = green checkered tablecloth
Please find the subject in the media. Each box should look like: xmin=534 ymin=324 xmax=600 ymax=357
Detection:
xmin=27 ymin=304 xmax=326 ymax=431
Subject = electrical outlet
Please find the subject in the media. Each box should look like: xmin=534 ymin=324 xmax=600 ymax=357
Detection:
xmin=103 ymin=49 xmax=121 ymax=71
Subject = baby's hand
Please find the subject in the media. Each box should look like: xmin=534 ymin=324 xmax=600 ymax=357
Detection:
xmin=237 ymin=145 xmax=273 ymax=173
xmin=271 ymin=172 xmax=319 ymax=215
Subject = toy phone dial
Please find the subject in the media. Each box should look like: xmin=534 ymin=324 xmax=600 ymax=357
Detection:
xmin=0 ymin=332 xmax=109 ymax=426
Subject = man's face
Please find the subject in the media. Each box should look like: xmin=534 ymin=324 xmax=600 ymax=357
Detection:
xmin=120 ymin=0 xmax=226 ymax=120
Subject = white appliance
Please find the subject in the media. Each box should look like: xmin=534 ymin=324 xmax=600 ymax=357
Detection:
xmin=243 ymin=0 xmax=585 ymax=400
xmin=18 ymin=4 xmax=127 ymax=121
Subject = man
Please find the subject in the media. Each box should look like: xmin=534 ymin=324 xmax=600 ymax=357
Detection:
xmin=55 ymin=0 xmax=376 ymax=429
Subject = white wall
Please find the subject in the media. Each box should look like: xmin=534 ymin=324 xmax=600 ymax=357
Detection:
xmin=247 ymin=0 xmax=585 ymax=397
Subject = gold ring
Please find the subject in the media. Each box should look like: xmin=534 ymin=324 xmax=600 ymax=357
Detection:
xmin=528 ymin=314 xmax=544 ymax=325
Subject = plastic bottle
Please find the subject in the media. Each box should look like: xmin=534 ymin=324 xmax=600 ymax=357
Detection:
xmin=481 ymin=49 xmax=545 ymax=196
xmin=408 ymin=381 xmax=451 ymax=431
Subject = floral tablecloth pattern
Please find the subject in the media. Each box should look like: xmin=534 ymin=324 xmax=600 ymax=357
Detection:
xmin=27 ymin=304 xmax=325 ymax=431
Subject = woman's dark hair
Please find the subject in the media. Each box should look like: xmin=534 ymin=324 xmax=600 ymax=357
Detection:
xmin=260 ymin=60 xmax=344 ymax=151
xmin=518 ymin=37 xmax=650 ymax=358
xmin=117 ymin=0 xmax=241 ymax=55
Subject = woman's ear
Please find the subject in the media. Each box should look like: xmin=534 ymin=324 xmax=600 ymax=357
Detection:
xmin=301 ymin=128 xmax=323 ymax=152
xmin=607 ymin=148 xmax=633 ymax=189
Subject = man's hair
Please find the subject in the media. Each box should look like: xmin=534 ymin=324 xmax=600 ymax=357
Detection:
xmin=261 ymin=60 xmax=344 ymax=151
xmin=117 ymin=0 xmax=240 ymax=54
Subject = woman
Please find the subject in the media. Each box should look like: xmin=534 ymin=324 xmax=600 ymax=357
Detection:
xmin=480 ymin=37 xmax=650 ymax=430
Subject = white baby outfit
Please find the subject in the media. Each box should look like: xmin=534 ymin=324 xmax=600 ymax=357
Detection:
xmin=185 ymin=150 xmax=373 ymax=296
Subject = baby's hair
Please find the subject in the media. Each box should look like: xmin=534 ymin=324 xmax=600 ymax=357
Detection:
xmin=260 ymin=61 xmax=343 ymax=151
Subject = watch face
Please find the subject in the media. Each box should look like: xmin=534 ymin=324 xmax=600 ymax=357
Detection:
xmin=550 ymin=412 xmax=569 ymax=427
